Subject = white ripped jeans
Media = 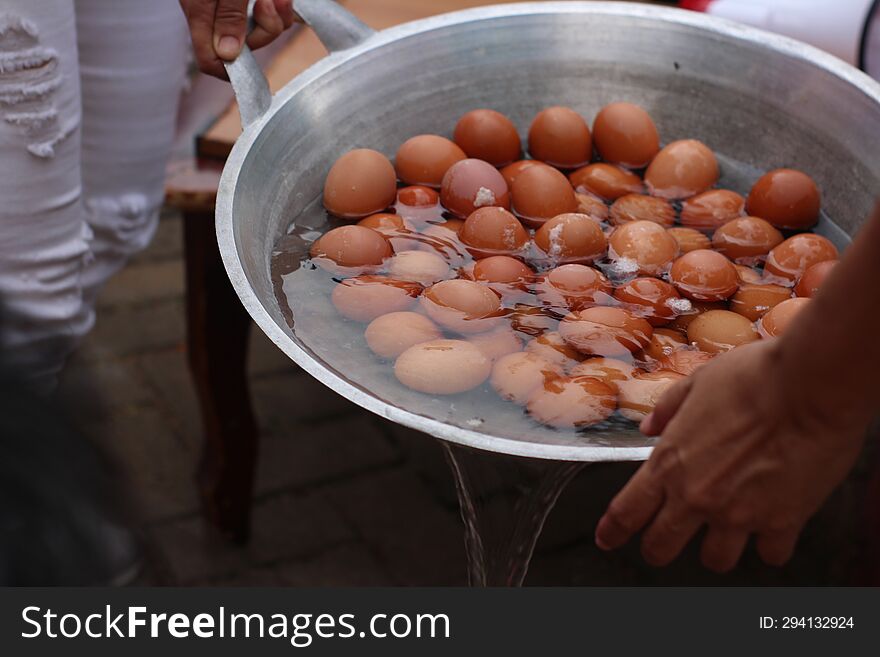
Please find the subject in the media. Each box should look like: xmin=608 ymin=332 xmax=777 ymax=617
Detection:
xmin=0 ymin=0 xmax=189 ymax=391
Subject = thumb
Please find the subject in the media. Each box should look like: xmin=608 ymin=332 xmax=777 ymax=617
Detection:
xmin=213 ymin=0 xmax=250 ymax=61
xmin=639 ymin=376 xmax=693 ymax=437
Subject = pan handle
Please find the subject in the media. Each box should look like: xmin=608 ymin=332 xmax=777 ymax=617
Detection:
xmin=225 ymin=0 xmax=377 ymax=129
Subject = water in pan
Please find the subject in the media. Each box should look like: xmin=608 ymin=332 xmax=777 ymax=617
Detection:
xmin=270 ymin=151 xmax=850 ymax=451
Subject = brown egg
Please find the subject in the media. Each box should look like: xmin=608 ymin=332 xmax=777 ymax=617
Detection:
xmin=535 ymin=264 xmax=613 ymax=311
xmin=667 ymin=299 xmax=725 ymax=332
xmin=759 ymin=297 xmax=810 ymax=337
xmin=680 ymin=189 xmax=746 ymax=230
xmin=387 ymin=250 xmax=450 ymax=286
xmin=642 ymin=327 xmax=688 ymax=361
xmin=394 ymin=339 xmax=491 ymax=394
xmin=421 ymin=279 xmax=502 ymax=334
xmin=658 ymin=349 xmax=714 ymax=376
xmin=576 ymin=193 xmax=610 ymax=222
xmin=468 ymin=327 xmax=523 ymax=362
xmin=491 ymin=352 xmax=564 ymax=404
xmin=397 ymin=185 xmax=440 ymax=209
xmin=323 ymin=149 xmax=398 ymax=218
xmin=395 ymin=135 xmax=466 ymax=188
xmin=500 ymin=159 xmax=550 ymax=189
xmin=730 ymin=284 xmax=791 ymax=322
xmin=569 ymin=163 xmax=643 ymax=201
xmin=310 ymin=225 xmax=392 ymax=272
xmin=667 ymin=226 xmax=711 ymax=254
xmin=331 ymin=276 xmax=422 ymax=322
xmin=440 ymin=158 xmax=510 ymax=218
xmin=559 ymin=307 xmax=653 ymax=357
xmin=525 ymin=331 xmax=584 ymax=370
xmin=365 ymin=312 xmax=443 ymax=359
xmin=747 ymin=168 xmax=821 ymax=229
xmin=592 ymin=102 xmax=660 ymax=168
xmin=795 ymin=260 xmax=837 ymax=298
xmin=608 ymin=220 xmax=679 ymax=276
xmin=645 ymin=140 xmax=718 ymax=200
xmin=712 ymin=216 xmax=784 ymax=263
xmin=454 ymin=109 xmax=521 ymax=167
xmin=534 ymin=213 xmax=608 ymax=264
xmin=511 ymin=164 xmax=578 ymax=228
xmin=472 ymin=256 xmax=533 ymax=287
xmin=687 ymin=309 xmax=759 ymax=354
xmin=614 ymin=277 xmax=683 ymax=326
xmin=669 ymin=249 xmax=738 ymax=301
xmin=764 ymin=234 xmax=839 ymax=284
xmin=527 ymin=106 xmax=592 ymax=168
xmin=570 ymin=357 xmax=637 ymax=392
xmin=617 ymin=370 xmax=685 ymax=422
xmin=459 ymin=206 xmax=529 ymax=257
xmin=526 ymin=376 xmax=616 ymax=429
xmin=735 ymin=264 xmax=764 ymax=285
xmin=609 ymin=194 xmax=676 ymax=227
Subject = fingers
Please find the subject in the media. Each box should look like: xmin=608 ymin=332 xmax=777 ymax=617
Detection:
xmin=639 ymin=502 xmax=702 ymax=566
xmin=248 ymin=0 xmax=285 ymax=50
xmin=756 ymin=530 xmax=799 ymax=566
xmin=700 ymin=526 xmax=749 ymax=573
xmin=275 ymin=0 xmax=300 ymax=27
xmin=182 ymin=0 xmax=228 ymax=78
xmin=214 ymin=0 xmax=250 ymax=60
xmin=640 ymin=376 xmax=693 ymax=437
xmin=595 ymin=462 xmax=664 ymax=550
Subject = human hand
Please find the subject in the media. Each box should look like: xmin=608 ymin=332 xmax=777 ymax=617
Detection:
xmin=594 ymin=339 xmax=868 ymax=572
xmin=180 ymin=0 xmax=299 ymax=78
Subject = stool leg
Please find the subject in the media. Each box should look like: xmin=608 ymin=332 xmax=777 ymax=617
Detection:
xmin=183 ymin=210 xmax=258 ymax=543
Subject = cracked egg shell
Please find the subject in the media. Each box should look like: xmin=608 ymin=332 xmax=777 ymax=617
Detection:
xmin=460 ymin=206 xmax=529 ymax=258
xmin=323 ymin=149 xmax=398 ymax=219
xmin=608 ymin=220 xmax=679 ymax=277
xmin=535 ymin=264 xmax=613 ymax=312
xmin=525 ymin=330 xmax=584 ymax=370
xmin=613 ymin=277 xmax=682 ymax=326
xmin=576 ymin=193 xmax=610 ymax=223
xmin=645 ymin=140 xmax=718 ymax=200
xmin=421 ymin=279 xmax=502 ymax=334
xmin=491 ymin=352 xmax=564 ymax=404
xmin=440 ymin=158 xmax=510 ymax=218
xmin=534 ymin=213 xmax=608 ymax=264
xmin=331 ymin=276 xmax=422 ymax=322
xmin=669 ymin=249 xmax=738 ymax=301
xmin=395 ymin=135 xmax=466 ymax=188
xmin=642 ymin=327 xmax=688 ymax=361
xmin=667 ymin=226 xmax=711 ymax=254
xmin=559 ymin=306 xmax=653 ymax=357
xmin=394 ymin=339 xmax=491 ymax=395
xmin=526 ymin=376 xmax=616 ymax=429
xmin=658 ymin=349 xmax=714 ymax=376
xmin=764 ymin=233 xmax=839 ymax=284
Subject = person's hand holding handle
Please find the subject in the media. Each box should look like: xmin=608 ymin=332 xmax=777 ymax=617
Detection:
xmin=179 ymin=0 xmax=300 ymax=78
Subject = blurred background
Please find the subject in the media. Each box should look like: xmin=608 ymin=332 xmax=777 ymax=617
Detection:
xmin=11 ymin=0 xmax=874 ymax=586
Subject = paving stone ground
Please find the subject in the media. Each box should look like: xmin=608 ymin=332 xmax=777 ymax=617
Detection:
xmin=56 ymin=211 xmax=873 ymax=586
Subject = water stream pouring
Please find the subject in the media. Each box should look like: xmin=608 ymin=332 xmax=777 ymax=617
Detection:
xmin=216 ymin=0 xmax=880 ymax=584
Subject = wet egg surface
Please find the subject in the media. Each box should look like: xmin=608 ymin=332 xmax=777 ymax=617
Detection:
xmin=275 ymin=104 xmax=848 ymax=448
